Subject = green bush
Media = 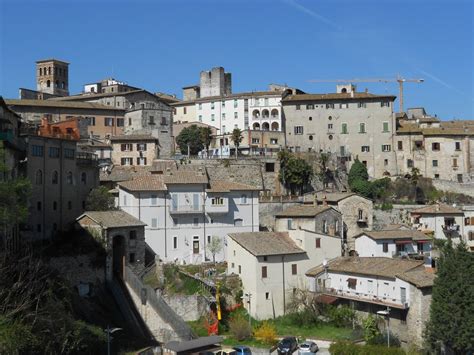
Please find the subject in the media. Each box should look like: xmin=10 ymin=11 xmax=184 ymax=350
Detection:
xmin=381 ymin=202 xmax=393 ymax=211
xmin=362 ymin=315 xmax=380 ymax=343
xmin=350 ymin=179 xmax=374 ymax=198
xmin=348 ymin=159 xmax=369 ymax=187
xmin=328 ymin=305 xmax=356 ymax=327
xmin=329 ymin=341 xmax=406 ymax=355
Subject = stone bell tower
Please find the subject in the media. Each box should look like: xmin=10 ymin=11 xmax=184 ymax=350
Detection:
xmin=36 ymin=59 xmax=69 ymax=96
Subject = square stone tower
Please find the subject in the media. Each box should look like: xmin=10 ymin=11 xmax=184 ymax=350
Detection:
xmin=199 ymin=67 xmax=231 ymax=98
xmin=36 ymin=59 xmax=69 ymax=96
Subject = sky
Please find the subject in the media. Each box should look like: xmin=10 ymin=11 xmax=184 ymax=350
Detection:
xmin=0 ymin=0 xmax=473 ymax=119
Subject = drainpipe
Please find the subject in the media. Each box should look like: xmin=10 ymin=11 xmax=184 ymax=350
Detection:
xmin=251 ymin=191 xmax=255 ymax=232
xmin=164 ymin=192 xmax=167 ymax=259
xmin=282 ymin=255 xmax=286 ymax=315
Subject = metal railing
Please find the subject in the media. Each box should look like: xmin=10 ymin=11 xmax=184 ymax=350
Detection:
xmin=123 ymin=266 xmax=193 ymax=341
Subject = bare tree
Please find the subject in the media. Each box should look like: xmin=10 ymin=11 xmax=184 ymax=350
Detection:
xmin=206 ymin=236 xmax=223 ymax=264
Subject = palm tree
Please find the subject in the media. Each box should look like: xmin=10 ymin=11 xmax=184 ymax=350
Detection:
xmin=230 ymin=128 xmax=243 ymax=159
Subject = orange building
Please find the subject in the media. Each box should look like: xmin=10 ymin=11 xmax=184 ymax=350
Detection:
xmin=37 ymin=116 xmax=86 ymax=140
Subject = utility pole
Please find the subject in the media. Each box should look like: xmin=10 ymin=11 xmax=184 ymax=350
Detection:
xmin=245 ymin=293 xmax=252 ymax=327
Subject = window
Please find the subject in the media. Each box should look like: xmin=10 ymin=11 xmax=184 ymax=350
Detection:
xmin=121 ymin=144 xmax=133 ymax=152
xmin=296 ymin=104 xmax=301 ymax=110
xmin=361 ymin=146 xmax=370 ymax=152
xmin=383 ymin=243 xmax=388 ymax=253
xmin=68 ymin=201 xmax=72 ymax=210
xmin=432 ymin=142 xmax=440 ymax=151
xmin=149 ymin=217 xmax=157 ymax=228
xmin=151 ymin=194 xmax=157 ymax=205
xmin=455 ymin=142 xmax=461 ymax=151
xmin=238 ymin=265 xmax=241 ymax=274
xmin=211 ymin=102 xmax=215 ymax=110
xmin=211 ymin=197 xmax=224 ymax=205
xmin=104 ymin=117 xmax=114 ymax=126
xmin=234 ymin=99 xmax=238 ymax=108
xmin=382 ymin=144 xmax=391 ymax=152
xmin=306 ymin=104 xmax=314 ymax=109
xmin=458 ymin=174 xmax=463 ymax=183
xmin=340 ymin=103 xmax=349 ymax=109
xmin=407 ymin=159 xmax=413 ymax=168
xmin=309 ymin=116 xmax=313 ymax=121
xmin=326 ymin=103 xmax=335 ymax=109
xmin=358 ymin=209 xmax=364 ymax=220
xmin=64 ymin=148 xmax=75 ymax=159
xmin=51 ymin=171 xmax=58 ymax=184
xmin=323 ymin=220 xmax=328 ymax=234
xmin=211 ymin=114 xmax=215 ymax=121
xmin=315 ymin=238 xmax=321 ymax=248
xmin=328 ymin=123 xmax=333 ymax=130
xmin=137 ymin=143 xmax=147 ymax=151
xmin=294 ymin=126 xmax=303 ymax=135
xmin=382 ymin=122 xmax=389 ymax=132
xmin=66 ymin=171 xmax=73 ymax=185
xmin=265 ymin=292 xmax=269 ymax=300
xmin=198 ymin=103 xmax=202 ymax=110
xmin=288 ymin=219 xmax=293 ymax=230
xmin=129 ymin=253 xmax=135 ymax=263
xmin=309 ymin=135 xmax=313 ymax=141
xmin=432 ymin=160 xmax=438 ymax=167
xmin=359 ymin=123 xmax=366 ymax=133
xmin=347 ymin=278 xmax=357 ymax=289
xmin=37 ymin=201 xmax=42 ymax=211
xmin=129 ymin=230 xmax=137 ymax=240
xmin=183 ymin=107 xmax=187 ymax=114
xmin=198 ymin=115 xmax=202 ymax=122
xmin=121 ymin=157 xmax=133 ymax=165
xmin=381 ymin=101 xmax=390 ymax=107
xmin=384 ymin=159 xmax=388 ymax=166
xmin=241 ymin=195 xmax=247 ymax=204
xmin=234 ymin=112 xmax=238 ymax=119
xmin=453 ymin=158 xmax=458 ymax=167
xmin=291 ymin=264 xmax=297 ymax=275
xmin=85 ymin=117 xmax=95 ymax=126
xmin=261 ymin=266 xmax=267 ymax=278
xmin=148 ymin=116 xmax=155 ymax=125
xmin=49 ymin=147 xmax=60 ymax=158
xmin=358 ymin=102 xmax=366 ymax=108
xmin=270 ymin=138 xmax=278 ymax=144
xmin=265 ymin=162 xmax=275 ymax=172
xmin=341 ymin=123 xmax=348 ymax=134
xmin=397 ymin=141 xmax=403 ymax=151
xmin=53 ymin=201 xmax=57 ymax=211
xmin=221 ymin=101 xmax=225 ymax=108
xmin=31 ymin=145 xmax=44 ymax=157
xmin=116 ymin=118 xmax=124 ymax=127
xmin=222 ymin=113 xmax=226 ymax=120
xmin=81 ymin=172 xmax=87 ymax=184
xmin=173 ymin=236 xmax=178 ymax=249
xmin=434 ymin=174 xmax=440 ymax=179
xmin=37 ymin=224 xmax=42 ymax=232
xmin=234 ymin=218 xmax=243 ymax=227
xmin=128 ymin=118 xmax=132 ymax=126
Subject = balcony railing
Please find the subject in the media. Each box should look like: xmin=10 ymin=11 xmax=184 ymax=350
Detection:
xmin=316 ymin=287 xmax=409 ymax=309
xmin=169 ymin=204 xmax=203 ymax=214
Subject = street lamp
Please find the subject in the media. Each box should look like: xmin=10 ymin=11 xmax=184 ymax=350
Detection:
xmin=105 ymin=326 xmax=122 ymax=355
xmin=377 ymin=307 xmax=391 ymax=348
xmin=244 ymin=292 xmax=252 ymax=327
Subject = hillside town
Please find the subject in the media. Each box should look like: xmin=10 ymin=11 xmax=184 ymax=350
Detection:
xmin=1 ymin=57 xmax=473 ymax=355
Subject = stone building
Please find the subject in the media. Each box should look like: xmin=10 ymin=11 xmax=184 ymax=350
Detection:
xmin=304 ymin=191 xmax=373 ymax=249
xmin=274 ymin=205 xmax=343 ymax=238
xmin=76 ymin=210 xmax=146 ymax=280
xmin=6 ymin=99 xmax=125 ymax=138
xmin=110 ymin=134 xmax=159 ymax=166
xmin=25 ymin=135 xmax=99 ymax=240
xmin=281 ymin=85 xmax=397 ymax=178
xmin=83 ymin=77 xmax=140 ymax=94
xmin=200 ymin=67 xmax=232 ymax=98
xmin=51 ymin=90 xmax=174 ymax=157
xmin=35 ymin=59 xmax=69 ymax=97
xmin=306 ymin=257 xmax=435 ymax=348
xmin=37 ymin=116 xmax=88 ymax=140
xmin=395 ymin=116 xmax=474 ymax=182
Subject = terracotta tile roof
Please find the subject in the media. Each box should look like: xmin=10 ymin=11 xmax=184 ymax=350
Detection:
xmin=110 ymin=134 xmax=158 ymax=142
xmin=5 ymin=99 xmax=123 ymax=111
xmin=100 ymin=166 xmax=152 ymax=182
xmin=397 ymin=121 xmax=474 ymax=136
xmin=48 ymin=89 xmax=145 ymax=101
xmin=411 ymin=203 xmax=463 ymax=215
xmin=275 ymin=205 xmax=333 ymax=218
xmin=312 ymin=191 xmax=358 ymax=203
xmin=228 ymin=232 xmax=305 ymax=256
xmin=356 ymin=229 xmax=432 ymax=241
xmin=305 ymin=257 xmax=424 ymax=279
xmin=118 ymin=175 xmax=166 ymax=191
xmin=163 ymin=171 xmax=208 ymax=184
xmin=206 ymin=180 xmax=260 ymax=192
xmin=282 ymin=92 xmax=396 ymax=103
xmin=396 ymin=268 xmax=436 ymax=288
xmin=77 ymin=210 xmax=146 ymax=228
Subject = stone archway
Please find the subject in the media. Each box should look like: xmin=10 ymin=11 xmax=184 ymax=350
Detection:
xmin=113 ymin=235 xmax=126 ymax=278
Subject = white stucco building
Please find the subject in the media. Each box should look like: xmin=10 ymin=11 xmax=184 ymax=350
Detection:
xmin=306 ymin=257 xmax=435 ymax=347
xmin=227 ymin=229 xmax=342 ymax=320
xmin=354 ymin=229 xmax=433 ymax=266
xmin=117 ymin=170 xmax=260 ymax=263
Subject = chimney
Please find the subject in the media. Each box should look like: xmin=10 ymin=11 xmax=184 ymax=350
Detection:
xmin=323 ymin=195 xmax=328 ymax=206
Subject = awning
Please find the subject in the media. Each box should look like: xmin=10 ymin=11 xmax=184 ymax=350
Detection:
xmin=315 ymin=294 xmax=338 ymax=304
xmin=395 ymin=240 xmax=412 ymax=244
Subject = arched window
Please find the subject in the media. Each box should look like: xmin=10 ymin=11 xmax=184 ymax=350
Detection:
xmin=335 ymin=220 xmax=340 ymax=234
xmin=341 ymin=88 xmax=347 ymax=93
xmin=271 ymin=122 xmax=279 ymax=131
xmin=323 ymin=220 xmax=328 ymax=234
xmin=234 ymin=218 xmax=243 ymax=227
xmin=81 ymin=172 xmax=87 ymax=184
xmin=46 ymin=80 xmax=51 ymax=88
xmin=55 ymin=80 xmax=59 ymax=88
xmin=39 ymin=68 xmax=42 ymax=76
xmin=241 ymin=194 xmax=247 ymax=204
xmin=252 ymin=109 xmax=260 ymax=119
xmin=48 ymin=67 xmax=51 ymax=75
xmin=262 ymin=109 xmax=270 ymax=118
xmin=253 ymin=123 xmax=260 ymax=130
xmin=262 ymin=122 xmax=270 ymax=131
xmin=62 ymin=81 xmax=65 ymax=89
xmin=66 ymin=171 xmax=73 ymax=185
xmin=35 ymin=170 xmax=43 ymax=185
xmin=52 ymin=171 xmax=58 ymax=184
xmin=271 ymin=109 xmax=278 ymax=118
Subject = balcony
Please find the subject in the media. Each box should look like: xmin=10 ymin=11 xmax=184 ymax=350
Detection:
xmin=76 ymin=152 xmax=98 ymax=166
xmin=316 ymin=287 xmax=409 ymax=309
xmin=206 ymin=201 xmax=229 ymax=214
xmin=169 ymin=203 xmax=203 ymax=214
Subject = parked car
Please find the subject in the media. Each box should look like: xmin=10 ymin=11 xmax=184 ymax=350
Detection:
xmin=298 ymin=341 xmax=319 ymax=354
xmin=232 ymin=345 xmax=252 ymax=354
xmin=277 ymin=337 xmax=298 ymax=354
xmin=214 ymin=348 xmax=237 ymax=355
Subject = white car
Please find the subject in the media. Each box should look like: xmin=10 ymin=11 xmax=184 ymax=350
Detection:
xmin=298 ymin=341 xmax=319 ymax=354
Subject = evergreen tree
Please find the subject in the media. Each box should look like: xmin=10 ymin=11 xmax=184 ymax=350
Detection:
xmin=426 ymin=241 xmax=474 ymax=353
xmin=85 ymin=186 xmax=117 ymax=211
xmin=348 ymin=159 xmax=369 ymax=187
xmin=278 ymin=150 xmax=313 ymax=195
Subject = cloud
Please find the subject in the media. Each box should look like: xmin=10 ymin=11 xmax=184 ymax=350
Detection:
xmin=282 ymin=0 xmax=342 ymax=31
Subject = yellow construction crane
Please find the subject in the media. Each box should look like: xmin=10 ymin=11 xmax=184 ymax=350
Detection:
xmin=308 ymin=75 xmax=424 ymax=113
